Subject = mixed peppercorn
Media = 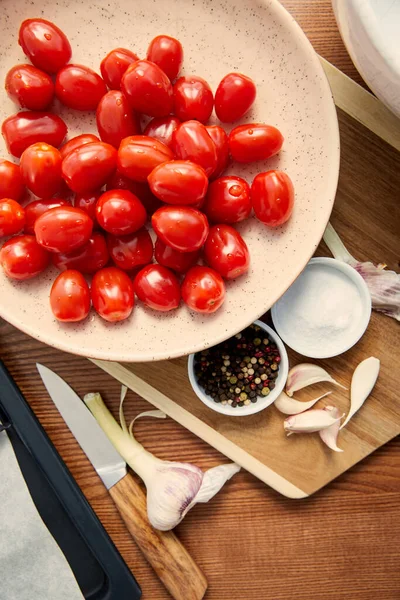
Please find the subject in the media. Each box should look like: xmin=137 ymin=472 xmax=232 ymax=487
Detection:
xmin=193 ymin=323 xmax=281 ymax=408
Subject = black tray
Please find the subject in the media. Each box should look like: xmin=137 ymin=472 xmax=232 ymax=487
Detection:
xmin=0 ymin=360 xmax=141 ymax=600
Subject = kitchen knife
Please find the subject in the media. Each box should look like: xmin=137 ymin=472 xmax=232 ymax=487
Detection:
xmin=37 ymin=363 xmax=207 ymax=600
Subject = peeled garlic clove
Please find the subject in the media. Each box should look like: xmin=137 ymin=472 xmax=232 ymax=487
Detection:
xmin=319 ymin=406 xmax=343 ymax=452
xmin=340 ymin=357 xmax=380 ymax=429
xmin=275 ymin=390 xmax=332 ymax=415
xmin=286 ymin=363 xmax=347 ymax=397
xmin=284 ymin=409 xmax=343 ymax=434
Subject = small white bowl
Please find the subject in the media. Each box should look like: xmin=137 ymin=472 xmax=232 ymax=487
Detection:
xmin=187 ymin=320 xmax=289 ymax=417
xmin=271 ymin=257 xmax=371 ymax=359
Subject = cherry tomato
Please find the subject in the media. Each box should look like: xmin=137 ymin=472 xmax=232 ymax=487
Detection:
xmin=107 ymin=229 xmax=153 ymax=271
xmin=148 ymin=160 xmax=208 ymax=205
xmin=229 ymin=124 xmax=284 ymax=163
xmin=35 ymin=206 xmax=93 ymax=253
xmin=204 ymin=176 xmax=251 ymax=224
xmin=20 ymin=143 xmax=62 ymax=198
xmin=172 ymin=121 xmax=217 ymax=177
xmin=0 ymin=159 xmax=25 ymax=202
xmin=18 ymin=19 xmax=71 ymax=74
xmin=2 ymin=111 xmax=67 ymax=158
xmin=91 ymin=266 xmax=134 ymax=322
xmin=96 ymin=189 xmax=147 ymax=235
xmin=0 ymin=234 xmax=50 ymax=280
xmin=143 ymin=116 xmax=180 ymax=149
xmin=215 ymin=73 xmax=256 ymax=123
xmin=181 ymin=266 xmax=225 ymax=313
xmin=118 ymin=135 xmax=173 ymax=182
xmin=52 ymin=232 xmax=109 ymax=274
xmin=146 ymin=35 xmax=183 ymax=81
xmin=96 ymin=90 xmax=140 ymax=148
xmin=173 ymin=76 xmax=213 ymax=123
xmin=152 ymin=206 xmax=209 ymax=252
xmin=205 ymin=125 xmax=230 ymax=180
xmin=100 ymin=47 xmax=139 ymax=90
xmin=0 ymin=199 xmax=25 ymax=237
xmin=55 ymin=65 xmax=107 ymax=111
xmin=121 ymin=60 xmax=173 ymax=117
xmin=105 ymin=172 xmax=162 ymax=215
xmin=59 ymin=134 xmax=99 ymax=160
xmin=24 ymin=197 xmax=70 ymax=235
xmin=204 ymin=225 xmax=250 ymax=280
xmin=73 ymin=191 xmax=101 ymax=225
xmin=5 ymin=64 xmax=54 ymax=111
xmin=251 ymin=170 xmax=294 ymax=227
xmin=50 ymin=270 xmax=90 ymax=322
xmin=134 ymin=264 xmax=180 ymax=311
xmin=61 ymin=142 xmax=117 ymax=193
xmin=155 ymin=238 xmax=199 ymax=274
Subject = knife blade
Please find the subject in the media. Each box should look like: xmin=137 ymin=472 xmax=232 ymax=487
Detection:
xmin=37 ymin=364 xmax=207 ymax=600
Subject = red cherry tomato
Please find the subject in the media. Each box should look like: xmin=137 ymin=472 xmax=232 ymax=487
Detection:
xmin=55 ymin=65 xmax=107 ymax=111
xmin=121 ymin=60 xmax=173 ymax=117
xmin=204 ymin=176 xmax=251 ymax=224
xmin=146 ymin=35 xmax=183 ymax=81
xmin=50 ymin=270 xmax=90 ymax=322
xmin=91 ymin=266 xmax=134 ymax=322
xmin=229 ymin=124 xmax=284 ymax=163
xmin=0 ymin=199 xmax=25 ymax=237
xmin=96 ymin=90 xmax=140 ymax=148
xmin=152 ymin=206 xmax=209 ymax=252
xmin=143 ymin=116 xmax=180 ymax=149
xmin=0 ymin=234 xmax=50 ymax=280
xmin=134 ymin=264 xmax=180 ymax=311
xmin=172 ymin=121 xmax=217 ymax=177
xmin=61 ymin=142 xmax=117 ymax=193
xmin=1 ymin=111 xmax=67 ymax=158
xmin=107 ymin=229 xmax=153 ymax=271
xmin=204 ymin=224 xmax=250 ymax=280
xmin=73 ymin=191 xmax=101 ymax=225
xmin=20 ymin=143 xmax=62 ymax=198
xmin=251 ymin=170 xmax=294 ymax=227
xmin=117 ymin=135 xmax=173 ymax=182
xmin=105 ymin=172 xmax=162 ymax=215
xmin=215 ymin=73 xmax=256 ymax=123
xmin=5 ymin=64 xmax=54 ymax=111
xmin=173 ymin=76 xmax=213 ymax=123
xmin=100 ymin=48 xmax=139 ymax=90
xmin=0 ymin=159 xmax=25 ymax=202
xmin=52 ymin=232 xmax=109 ymax=274
xmin=34 ymin=206 xmax=93 ymax=253
xmin=18 ymin=19 xmax=71 ymax=74
xmin=96 ymin=189 xmax=147 ymax=235
xmin=155 ymin=238 xmax=199 ymax=274
xmin=205 ymin=125 xmax=230 ymax=180
xmin=181 ymin=266 xmax=225 ymax=313
xmin=24 ymin=197 xmax=70 ymax=235
xmin=148 ymin=160 xmax=208 ymax=205
xmin=59 ymin=134 xmax=99 ymax=160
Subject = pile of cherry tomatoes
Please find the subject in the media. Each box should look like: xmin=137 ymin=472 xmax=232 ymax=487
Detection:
xmin=0 ymin=18 xmax=294 ymax=322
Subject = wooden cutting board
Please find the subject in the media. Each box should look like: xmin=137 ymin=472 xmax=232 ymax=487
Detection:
xmin=92 ymin=61 xmax=400 ymax=499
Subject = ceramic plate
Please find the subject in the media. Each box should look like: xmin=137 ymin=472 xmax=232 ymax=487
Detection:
xmin=0 ymin=0 xmax=340 ymax=362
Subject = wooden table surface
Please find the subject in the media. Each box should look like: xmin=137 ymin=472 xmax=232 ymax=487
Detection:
xmin=1 ymin=2 xmax=399 ymax=599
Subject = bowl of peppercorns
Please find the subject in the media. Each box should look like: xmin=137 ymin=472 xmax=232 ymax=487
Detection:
xmin=188 ymin=320 xmax=289 ymax=416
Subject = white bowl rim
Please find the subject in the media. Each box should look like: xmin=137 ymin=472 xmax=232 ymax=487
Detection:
xmin=187 ymin=320 xmax=289 ymax=417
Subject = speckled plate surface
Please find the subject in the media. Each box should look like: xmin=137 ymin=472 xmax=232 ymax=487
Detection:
xmin=0 ymin=0 xmax=340 ymax=362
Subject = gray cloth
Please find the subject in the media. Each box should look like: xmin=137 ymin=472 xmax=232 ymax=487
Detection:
xmin=0 ymin=430 xmax=83 ymax=600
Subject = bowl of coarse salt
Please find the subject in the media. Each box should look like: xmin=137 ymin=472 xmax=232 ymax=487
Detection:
xmin=271 ymin=257 xmax=371 ymax=359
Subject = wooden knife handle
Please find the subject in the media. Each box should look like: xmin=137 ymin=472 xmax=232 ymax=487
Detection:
xmin=109 ymin=473 xmax=207 ymax=600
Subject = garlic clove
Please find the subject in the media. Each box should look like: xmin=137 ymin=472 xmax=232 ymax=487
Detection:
xmin=319 ymin=406 xmax=343 ymax=452
xmin=274 ymin=390 xmax=332 ymax=415
xmin=194 ymin=463 xmax=241 ymax=504
xmin=284 ymin=409 xmax=344 ymax=434
xmin=340 ymin=357 xmax=380 ymax=429
xmin=286 ymin=363 xmax=347 ymax=397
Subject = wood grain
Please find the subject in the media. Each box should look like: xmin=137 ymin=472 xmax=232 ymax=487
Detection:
xmin=109 ymin=473 xmax=207 ymax=600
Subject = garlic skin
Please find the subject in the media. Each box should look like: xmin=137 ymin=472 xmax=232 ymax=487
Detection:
xmin=324 ymin=222 xmax=400 ymax=321
xmin=284 ymin=409 xmax=343 ymax=435
xmin=340 ymin=357 xmax=380 ymax=429
xmin=319 ymin=406 xmax=343 ymax=452
xmin=274 ymin=390 xmax=332 ymax=415
xmin=286 ymin=363 xmax=347 ymax=397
